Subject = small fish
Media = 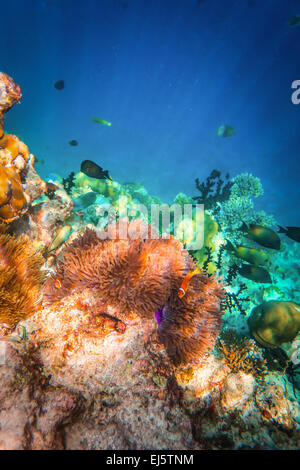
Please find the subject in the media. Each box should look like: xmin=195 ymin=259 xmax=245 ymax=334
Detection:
xmin=80 ymin=160 xmax=112 ymax=180
xmin=54 ymin=80 xmax=65 ymax=90
xmin=55 ymin=278 xmax=62 ymax=289
xmin=44 ymin=225 xmax=72 ymax=258
xmin=225 ymin=240 xmax=269 ymax=266
xmin=154 ymin=307 xmax=164 ymax=326
xmin=178 ymin=266 xmax=201 ymax=298
xmin=288 ymin=16 xmax=300 ymax=27
xmin=216 ymin=124 xmax=236 ymax=138
xmin=91 ymin=117 xmax=111 ymax=126
xmin=47 ymin=173 xmax=63 ymax=184
xmin=240 ymin=222 xmax=281 ymax=250
xmin=73 ymin=192 xmax=97 ymax=211
xmin=35 ymin=158 xmax=45 ymax=165
xmin=278 ymin=225 xmax=300 ymax=243
xmin=238 ymin=264 xmax=272 ymax=283
xmin=68 ymin=139 xmax=78 ymax=146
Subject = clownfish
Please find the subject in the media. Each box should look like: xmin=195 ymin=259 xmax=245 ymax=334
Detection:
xmin=178 ymin=266 xmax=201 ymax=298
xmin=55 ymin=278 xmax=62 ymax=289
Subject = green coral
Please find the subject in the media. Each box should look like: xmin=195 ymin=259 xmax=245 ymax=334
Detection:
xmin=216 ymin=172 xmax=276 ymax=233
xmin=231 ymin=173 xmax=263 ymax=199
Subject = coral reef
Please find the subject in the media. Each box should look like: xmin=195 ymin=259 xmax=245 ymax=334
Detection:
xmin=231 ymin=173 xmax=263 ymax=199
xmin=0 ymin=233 xmax=44 ymax=328
xmin=0 ymin=166 xmax=30 ymax=222
xmin=217 ymin=330 xmax=268 ymax=380
xmin=192 ymin=169 xmax=233 ymax=210
xmin=0 ymin=73 xmax=46 ymax=224
xmin=42 ymin=219 xmax=224 ymax=366
xmin=0 ymin=72 xmax=22 ymax=137
xmin=248 ymin=301 xmax=300 ymax=348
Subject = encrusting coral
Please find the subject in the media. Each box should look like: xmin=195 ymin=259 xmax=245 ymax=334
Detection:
xmin=0 ymin=233 xmax=45 ymax=328
xmin=0 ymin=72 xmax=46 ymax=223
xmin=248 ymin=300 xmax=300 ymax=348
xmin=42 ymin=218 xmax=224 ymax=366
xmin=0 ymin=72 xmax=22 ymax=138
xmin=217 ymin=330 xmax=268 ymax=380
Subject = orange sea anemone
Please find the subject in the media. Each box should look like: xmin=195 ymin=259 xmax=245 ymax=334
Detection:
xmin=0 ymin=233 xmax=45 ymax=328
xmin=42 ymin=219 xmax=224 ymax=365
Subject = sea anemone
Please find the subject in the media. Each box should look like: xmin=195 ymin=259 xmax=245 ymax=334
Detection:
xmin=43 ymin=219 xmax=224 ymax=365
xmin=0 ymin=233 xmax=45 ymax=328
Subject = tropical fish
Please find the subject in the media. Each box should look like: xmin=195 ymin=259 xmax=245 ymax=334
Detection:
xmin=216 ymin=124 xmax=236 ymax=138
xmin=54 ymin=80 xmax=64 ymax=90
xmin=73 ymin=192 xmax=97 ymax=211
xmin=278 ymin=225 xmax=300 ymax=243
xmin=55 ymin=278 xmax=63 ymax=289
xmin=238 ymin=264 xmax=272 ymax=284
xmin=225 ymin=240 xmax=269 ymax=266
xmin=68 ymin=139 xmax=78 ymax=146
xmin=44 ymin=225 xmax=72 ymax=258
xmin=154 ymin=307 xmax=164 ymax=326
xmin=240 ymin=222 xmax=281 ymax=250
xmin=80 ymin=160 xmax=112 ymax=180
xmin=47 ymin=173 xmax=63 ymax=184
xmin=91 ymin=117 xmax=111 ymax=126
xmin=288 ymin=16 xmax=300 ymax=27
xmin=178 ymin=266 xmax=201 ymax=298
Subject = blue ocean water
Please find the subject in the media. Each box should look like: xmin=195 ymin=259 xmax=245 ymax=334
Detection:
xmin=1 ymin=0 xmax=299 ymax=225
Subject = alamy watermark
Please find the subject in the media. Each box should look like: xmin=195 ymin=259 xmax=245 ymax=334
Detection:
xmin=291 ymin=80 xmax=300 ymax=104
xmin=95 ymin=201 xmax=205 ymax=251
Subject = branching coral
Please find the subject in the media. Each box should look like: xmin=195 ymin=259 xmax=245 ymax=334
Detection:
xmin=216 ymin=173 xmax=276 ymax=233
xmin=192 ymin=170 xmax=233 ymax=210
xmin=0 ymin=233 xmax=45 ymax=328
xmin=231 ymin=173 xmax=263 ymax=199
xmin=42 ymin=219 xmax=224 ymax=366
xmin=218 ymin=330 xmax=268 ymax=380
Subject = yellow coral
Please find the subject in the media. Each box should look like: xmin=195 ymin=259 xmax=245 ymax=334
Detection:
xmin=176 ymin=212 xmax=219 ymax=274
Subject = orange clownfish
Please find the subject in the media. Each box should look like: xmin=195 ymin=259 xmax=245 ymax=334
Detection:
xmin=55 ymin=278 xmax=62 ymax=289
xmin=178 ymin=266 xmax=201 ymax=298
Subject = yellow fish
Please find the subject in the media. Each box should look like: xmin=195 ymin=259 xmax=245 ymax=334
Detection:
xmin=44 ymin=225 xmax=72 ymax=258
xmin=225 ymin=240 xmax=268 ymax=266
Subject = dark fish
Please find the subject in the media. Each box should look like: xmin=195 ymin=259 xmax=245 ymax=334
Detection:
xmin=288 ymin=16 xmax=300 ymax=27
xmin=80 ymin=160 xmax=112 ymax=180
xmin=225 ymin=239 xmax=269 ymax=266
xmin=238 ymin=264 xmax=272 ymax=283
xmin=54 ymin=80 xmax=64 ymax=90
xmin=240 ymin=222 xmax=281 ymax=250
xmin=278 ymin=225 xmax=300 ymax=243
xmin=68 ymin=140 xmax=78 ymax=146
xmin=73 ymin=192 xmax=97 ymax=211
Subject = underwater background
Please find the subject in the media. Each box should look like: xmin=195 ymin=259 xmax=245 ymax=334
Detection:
xmin=1 ymin=0 xmax=300 ymax=226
